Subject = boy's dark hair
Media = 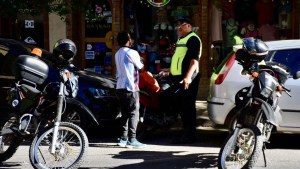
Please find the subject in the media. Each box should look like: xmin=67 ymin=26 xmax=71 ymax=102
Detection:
xmin=117 ymin=31 xmax=130 ymax=46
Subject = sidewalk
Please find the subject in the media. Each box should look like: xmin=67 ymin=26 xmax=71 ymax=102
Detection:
xmin=166 ymin=100 xmax=220 ymax=134
xmin=196 ymin=100 xmax=216 ymax=128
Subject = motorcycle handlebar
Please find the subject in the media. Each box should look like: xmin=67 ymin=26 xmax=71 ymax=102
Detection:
xmin=282 ymin=84 xmax=291 ymax=92
xmin=281 ymin=84 xmax=292 ymax=97
xmin=284 ymin=90 xmax=292 ymax=97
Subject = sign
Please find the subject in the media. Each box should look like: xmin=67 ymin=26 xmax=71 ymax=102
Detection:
xmin=85 ymin=51 xmax=95 ymax=59
xmin=25 ymin=20 xmax=34 ymax=28
xmin=24 ymin=36 xmax=37 ymax=44
xmin=147 ymin=0 xmax=171 ymax=7
xmin=85 ymin=0 xmax=112 ymax=38
xmin=87 ymin=44 xmax=93 ymax=50
xmin=20 ymin=18 xmax=44 ymax=47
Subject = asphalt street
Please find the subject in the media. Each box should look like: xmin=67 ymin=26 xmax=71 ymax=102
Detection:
xmin=2 ymin=127 xmax=300 ymax=169
xmin=1 ymin=101 xmax=300 ymax=168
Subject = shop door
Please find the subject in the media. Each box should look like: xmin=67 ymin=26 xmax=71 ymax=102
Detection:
xmin=84 ymin=0 xmax=113 ymax=76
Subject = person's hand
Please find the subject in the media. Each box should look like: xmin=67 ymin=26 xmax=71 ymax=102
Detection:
xmin=180 ymin=77 xmax=192 ymax=90
xmin=158 ymin=71 xmax=169 ymax=79
xmin=158 ymin=68 xmax=170 ymax=79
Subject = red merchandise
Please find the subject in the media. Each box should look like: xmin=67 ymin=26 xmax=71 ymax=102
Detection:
xmin=255 ymin=0 xmax=276 ymax=27
xmin=222 ymin=1 xmax=236 ymax=20
xmin=258 ymin=23 xmax=278 ymax=41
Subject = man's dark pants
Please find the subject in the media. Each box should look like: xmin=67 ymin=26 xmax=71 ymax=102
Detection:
xmin=116 ymin=89 xmax=140 ymax=140
xmin=178 ymin=73 xmax=200 ymax=139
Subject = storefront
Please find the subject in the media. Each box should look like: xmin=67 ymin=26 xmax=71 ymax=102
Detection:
xmin=80 ymin=0 xmax=298 ymax=79
xmin=82 ymin=0 xmax=113 ymax=76
xmin=121 ymin=0 xmax=201 ymax=74
xmin=69 ymin=0 xmax=300 ymax=99
xmin=209 ymin=0 xmax=300 ymax=70
xmin=1 ymin=0 xmax=299 ymax=99
xmin=76 ymin=0 xmax=202 ymax=77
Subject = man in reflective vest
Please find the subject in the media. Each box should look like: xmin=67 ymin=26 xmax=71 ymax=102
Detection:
xmin=160 ymin=17 xmax=202 ymax=144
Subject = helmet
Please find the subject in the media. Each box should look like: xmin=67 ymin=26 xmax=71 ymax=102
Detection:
xmin=236 ymin=38 xmax=269 ymax=66
xmin=243 ymin=37 xmax=268 ymax=57
xmin=53 ymin=39 xmax=77 ymax=63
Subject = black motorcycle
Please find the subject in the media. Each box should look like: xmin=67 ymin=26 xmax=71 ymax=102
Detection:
xmin=218 ymin=45 xmax=300 ymax=169
xmin=138 ymin=71 xmax=182 ymax=134
xmin=1 ymin=52 xmax=88 ymax=168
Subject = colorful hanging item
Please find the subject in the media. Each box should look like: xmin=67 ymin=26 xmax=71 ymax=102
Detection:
xmin=147 ymin=0 xmax=171 ymax=7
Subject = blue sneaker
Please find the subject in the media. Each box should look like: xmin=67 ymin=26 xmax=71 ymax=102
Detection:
xmin=117 ymin=138 xmax=128 ymax=147
xmin=126 ymin=139 xmax=146 ymax=149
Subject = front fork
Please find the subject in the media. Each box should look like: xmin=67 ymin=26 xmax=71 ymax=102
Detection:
xmin=0 ymin=136 xmax=3 ymax=152
xmin=229 ymin=125 xmax=242 ymax=151
xmin=50 ymin=81 xmax=64 ymax=154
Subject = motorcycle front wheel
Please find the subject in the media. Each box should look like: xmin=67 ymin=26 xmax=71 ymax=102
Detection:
xmin=29 ymin=122 xmax=88 ymax=169
xmin=218 ymin=126 xmax=263 ymax=169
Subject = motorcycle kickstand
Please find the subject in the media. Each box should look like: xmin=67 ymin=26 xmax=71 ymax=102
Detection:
xmin=262 ymin=143 xmax=267 ymax=167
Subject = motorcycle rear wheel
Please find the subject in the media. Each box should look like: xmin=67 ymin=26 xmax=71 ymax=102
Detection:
xmin=29 ymin=122 xmax=88 ymax=169
xmin=0 ymin=113 xmax=23 ymax=162
xmin=218 ymin=126 xmax=263 ymax=169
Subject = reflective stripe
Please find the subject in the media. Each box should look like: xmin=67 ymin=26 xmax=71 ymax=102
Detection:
xmin=0 ymin=75 xmax=15 ymax=79
xmin=176 ymin=44 xmax=186 ymax=47
xmin=170 ymin=32 xmax=200 ymax=75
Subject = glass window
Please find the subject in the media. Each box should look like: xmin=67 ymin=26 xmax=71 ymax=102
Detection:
xmin=85 ymin=0 xmax=112 ymax=38
xmin=269 ymin=49 xmax=300 ymax=75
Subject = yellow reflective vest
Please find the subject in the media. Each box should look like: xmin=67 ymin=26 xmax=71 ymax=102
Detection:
xmin=170 ymin=32 xmax=201 ymax=76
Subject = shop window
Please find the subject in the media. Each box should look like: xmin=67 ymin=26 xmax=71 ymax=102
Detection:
xmin=85 ymin=0 xmax=112 ymax=38
xmin=124 ymin=0 xmax=199 ymax=74
xmin=84 ymin=0 xmax=113 ymax=76
xmin=210 ymin=0 xmax=294 ymax=69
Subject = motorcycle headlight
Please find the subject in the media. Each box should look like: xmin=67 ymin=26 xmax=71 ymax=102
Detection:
xmin=260 ymin=87 xmax=272 ymax=98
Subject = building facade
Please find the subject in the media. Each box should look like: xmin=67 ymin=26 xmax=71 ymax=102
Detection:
xmin=1 ymin=0 xmax=300 ymax=99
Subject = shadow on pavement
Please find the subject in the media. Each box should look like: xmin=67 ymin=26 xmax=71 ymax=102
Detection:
xmin=268 ymin=133 xmax=300 ymax=149
xmin=110 ymin=151 xmax=218 ymax=169
xmin=0 ymin=162 xmax=22 ymax=168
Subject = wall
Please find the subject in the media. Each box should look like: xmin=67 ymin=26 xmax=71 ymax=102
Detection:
xmin=48 ymin=13 xmax=66 ymax=51
xmin=197 ymin=0 xmax=210 ymax=100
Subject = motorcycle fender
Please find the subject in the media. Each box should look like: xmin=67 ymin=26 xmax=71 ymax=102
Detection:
xmin=66 ymin=98 xmax=99 ymax=126
xmin=254 ymin=98 xmax=282 ymax=126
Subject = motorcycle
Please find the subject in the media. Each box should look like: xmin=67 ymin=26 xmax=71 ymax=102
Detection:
xmin=218 ymin=48 xmax=300 ymax=169
xmin=138 ymin=71 xmax=182 ymax=133
xmin=1 ymin=52 xmax=88 ymax=168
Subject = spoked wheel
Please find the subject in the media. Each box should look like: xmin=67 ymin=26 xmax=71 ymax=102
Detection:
xmin=218 ymin=126 xmax=263 ymax=169
xmin=29 ymin=122 xmax=88 ymax=169
xmin=0 ymin=114 xmax=23 ymax=162
xmin=62 ymin=106 xmax=87 ymax=131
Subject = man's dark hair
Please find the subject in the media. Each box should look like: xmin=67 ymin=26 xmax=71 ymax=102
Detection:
xmin=117 ymin=31 xmax=130 ymax=46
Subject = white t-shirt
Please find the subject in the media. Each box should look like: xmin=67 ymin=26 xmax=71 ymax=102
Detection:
xmin=115 ymin=47 xmax=144 ymax=92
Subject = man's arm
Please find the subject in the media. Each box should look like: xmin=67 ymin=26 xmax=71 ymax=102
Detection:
xmin=182 ymin=59 xmax=198 ymax=89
